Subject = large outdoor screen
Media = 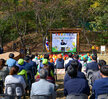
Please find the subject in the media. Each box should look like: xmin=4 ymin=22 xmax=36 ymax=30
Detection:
xmin=52 ymin=33 xmax=77 ymax=52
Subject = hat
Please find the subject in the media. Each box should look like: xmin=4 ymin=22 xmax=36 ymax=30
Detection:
xmin=42 ymin=59 xmax=48 ymax=65
xmin=50 ymin=58 xmax=53 ymax=63
xmin=18 ymin=59 xmax=24 ymax=65
xmin=58 ymin=54 xmax=62 ymax=58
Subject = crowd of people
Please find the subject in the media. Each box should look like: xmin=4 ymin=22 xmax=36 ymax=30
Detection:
xmin=0 ymin=52 xmax=108 ymax=99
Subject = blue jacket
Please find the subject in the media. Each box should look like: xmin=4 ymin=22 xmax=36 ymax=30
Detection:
xmin=6 ymin=58 xmax=16 ymax=67
xmin=92 ymin=77 xmax=108 ymax=99
xmin=64 ymin=77 xmax=90 ymax=96
xmin=56 ymin=59 xmax=64 ymax=69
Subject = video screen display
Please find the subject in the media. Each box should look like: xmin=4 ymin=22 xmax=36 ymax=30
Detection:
xmin=52 ymin=33 xmax=77 ymax=52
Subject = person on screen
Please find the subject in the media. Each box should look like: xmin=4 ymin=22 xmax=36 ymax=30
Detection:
xmin=61 ymin=40 xmax=67 ymax=45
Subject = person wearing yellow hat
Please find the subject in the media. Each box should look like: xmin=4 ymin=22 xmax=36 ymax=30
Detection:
xmin=35 ymin=59 xmax=55 ymax=84
xmin=16 ymin=59 xmax=25 ymax=71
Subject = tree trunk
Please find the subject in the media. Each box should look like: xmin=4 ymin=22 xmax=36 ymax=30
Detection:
xmin=0 ymin=36 xmax=3 ymax=47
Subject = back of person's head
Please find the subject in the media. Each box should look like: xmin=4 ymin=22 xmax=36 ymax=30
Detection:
xmin=67 ymin=65 xmax=77 ymax=78
xmin=98 ymin=60 xmax=106 ymax=68
xmin=44 ymin=54 xmax=49 ymax=59
xmin=0 ymin=59 xmax=6 ymax=69
xmin=100 ymin=65 xmax=108 ymax=76
xmin=18 ymin=59 xmax=24 ymax=65
xmin=40 ymin=69 xmax=48 ymax=79
xmin=67 ymin=60 xmax=78 ymax=78
xmin=84 ymin=58 xmax=87 ymax=62
xmin=43 ymin=65 xmax=51 ymax=76
xmin=29 ymin=54 xmax=35 ymax=60
xmin=0 ymin=59 xmax=6 ymax=66
xmin=68 ymin=52 xmax=73 ymax=58
xmin=92 ymin=54 xmax=97 ymax=61
xmin=9 ymin=53 xmax=14 ymax=58
xmin=71 ymin=60 xmax=79 ymax=69
xmin=35 ymin=53 xmax=38 ymax=57
xmin=24 ymin=56 xmax=30 ymax=62
xmin=9 ymin=66 xmax=19 ymax=75
xmin=74 ymin=54 xmax=79 ymax=60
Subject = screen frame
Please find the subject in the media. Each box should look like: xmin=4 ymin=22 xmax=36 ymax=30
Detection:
xmin=49 ymin=29 xmax=81 ymax=53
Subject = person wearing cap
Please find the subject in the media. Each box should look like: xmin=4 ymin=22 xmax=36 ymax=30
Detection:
xmin=44 ymin=54 xmax=54 ymax=73
xmin=35 ymin=59 xmax=55 ymax=84
xmin=6 ymin=53 xmax=16 ymax=70
xmin=91 ymin=60 xmax=106 ymax=84
xmin=16 ymin=59 xmax=25 ymax=71
xmin=30 ymin=69 xmax=56 ymax=99
xmin=86 ymin=54 xmax=99 ymax=73
xmin=64 ymin=61 xmax=90 ymax=97
xmin=91 ymin=65 xmax=108 ymax=99
xmin=55 ymin=54 xmax=64 ymax=69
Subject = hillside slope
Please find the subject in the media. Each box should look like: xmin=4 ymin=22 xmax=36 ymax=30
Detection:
xmin=3 ymin=33 xmax=43 ymax=52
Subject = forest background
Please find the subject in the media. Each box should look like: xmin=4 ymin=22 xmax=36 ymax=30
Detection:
xmin=0 ymin=0 xmax=108 ymax=52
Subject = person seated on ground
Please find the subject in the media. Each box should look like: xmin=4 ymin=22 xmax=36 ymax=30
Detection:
xmin=6 ymin=53 xmax=16 ymax=70
xmin=86 ymin=54 xmax=99 ymax=73
xmin=64 ymin=60 xmax=86 ymax=84
xmin=64 ymin=62 xmax=90 ymax=97
xmin=92 ymin=65 xmax=108 ymax=99
xmin=0 ymin=59 xmax=9 ymax=81
xmin=5 ymin=66 xmax=26 ymax=93
xmin=64 ymin=52 xmax=74 ymax=67
xmin=91 ymin=60 xmax=106 ymax=84
xmin=30 ymin=69 xmax=56 ymax=99
xmin=16 ymin=59 xmax=25 ymax=72
xmin=35 ymin=59 xmax=55 ymax=84
xmin=24 ymin=56 xmax=32 ymax=72
xmin=55 ymin=54 xmax=64 ymax=69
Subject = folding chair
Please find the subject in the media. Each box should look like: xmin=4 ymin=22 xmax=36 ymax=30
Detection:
xmin=66 ymin=94 xmax=88 ymax=99
xmin=5 ymin=83 xmax=25 ymax=99
xmin=98 ymin=94 xmax=108 ymax=99
xmin=0 ymin=67 xmax=9 ymax=82
xmin=0 ymin=80 xmax=4 ymax=94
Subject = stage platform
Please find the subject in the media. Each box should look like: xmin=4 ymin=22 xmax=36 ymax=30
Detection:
xmin=0 ymin=52 xmax=20 ymax=60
